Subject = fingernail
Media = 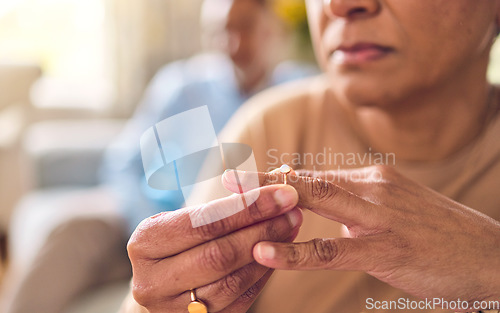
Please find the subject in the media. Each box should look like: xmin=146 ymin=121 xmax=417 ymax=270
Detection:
xmin=286 ymin=209 xmax=302 ymax=228
xmin=222 ymin=170 xmax=260 ymax=191
xmin=273 ymin=185 xmax=298 ymax=209
xmin=222 ymin=169 xmax=237 ymax=185
xmin=256 ymin=244 xmax=275 ymax=260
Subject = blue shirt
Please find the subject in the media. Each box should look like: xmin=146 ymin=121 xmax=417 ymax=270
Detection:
xmin=100 ymin=53 xmax=317 ymax=233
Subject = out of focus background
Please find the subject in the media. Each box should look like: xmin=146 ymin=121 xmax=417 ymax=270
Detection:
xmin=0 ymin=0 xmax=202 ymax=272
xmin=0 ymin=0 xmax=500 ymax=312
xmin=0 ymin=0 xmax=203 ymax=233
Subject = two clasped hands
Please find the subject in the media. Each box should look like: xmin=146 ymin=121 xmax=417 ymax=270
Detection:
xmin=128 ymin=166 xmax=500 ymax=313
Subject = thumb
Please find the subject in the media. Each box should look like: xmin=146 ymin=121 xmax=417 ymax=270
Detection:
xmin=252 ymin=235 xmax=388 ymax=272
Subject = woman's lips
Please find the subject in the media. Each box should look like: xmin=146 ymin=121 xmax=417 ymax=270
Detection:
xmin=330 ymin=43 xmax=394 ymax=65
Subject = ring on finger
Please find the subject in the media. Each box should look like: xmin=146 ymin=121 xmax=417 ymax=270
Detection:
xmin=279 ymin=164 xmax=292 ymax=184
xmin=188 ymin=289 xmax=208 ymax=313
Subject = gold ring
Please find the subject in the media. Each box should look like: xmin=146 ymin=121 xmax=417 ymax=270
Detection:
xmin=188 ymin=289 xmax=208 ymax=313
xmin=279 ymin=164 xmax=292 ymax=184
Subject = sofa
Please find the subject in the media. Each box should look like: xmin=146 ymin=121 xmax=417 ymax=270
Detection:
xmin=9 ymin=118 xmax=131 ymax=313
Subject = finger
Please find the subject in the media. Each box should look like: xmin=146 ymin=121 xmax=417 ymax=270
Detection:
xmin=223 ymin=168 xmax=381 ymax=196
xmin=152 ymin=208 xmax=302 ymax=294
xmin=130 ymin=210 xmax=302 ymax=304
xmin=195 ymin=262 xmax=271 ymax=312
xmin=128 ymin=184 xmax=299 ymax=259
xmin=253 ymin=235 xmax=389 ymax=272
xmin=294 ymin=169 xmax=370 ymax=195
xmin=296 ymin=167 xmax=386 ymax=182
xmin=141 ymin=263 xmax=272 ymax=313
xmin=223 ymin=169 xmax=346 ymax=193
xmin=218 ymin=269 xmax=274 ymax=313
xmin=224 ymin=171 xmax=383 ymax=227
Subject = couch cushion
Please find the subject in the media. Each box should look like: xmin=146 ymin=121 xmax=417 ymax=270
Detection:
xmin=23 ymin=119 xmax=125 ymax=188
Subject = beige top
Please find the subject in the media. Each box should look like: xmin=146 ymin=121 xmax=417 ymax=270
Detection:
xmin=208 ymin=74 xmax=500 ymax=313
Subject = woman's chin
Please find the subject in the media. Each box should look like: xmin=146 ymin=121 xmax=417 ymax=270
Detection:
xmin=330 ymin=78 xmax=406 ymax=109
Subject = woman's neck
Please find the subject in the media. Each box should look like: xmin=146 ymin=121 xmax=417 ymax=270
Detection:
xmin=350 ymin=64 xmax=494 ymax=162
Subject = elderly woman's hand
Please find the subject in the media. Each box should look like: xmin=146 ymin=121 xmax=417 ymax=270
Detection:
xmin=223 ymin=166 xmax=500 ymax=310
xmin=127 ymin=184 xmax=302 ymax=313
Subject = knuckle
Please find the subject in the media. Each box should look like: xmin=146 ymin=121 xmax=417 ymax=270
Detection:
xmin=295 ymin=169 xmax=315 ymax=178
xmin=263 ymin=172 xmax=281 ymax=185
xmin=247 ymin=198 xmax=267 ymax=221
xmin=247 ymin=189 xmax=282 ymax=221
xmin=263 ymin=219 xmax=281 ymax=240
xmin=240 ymin=284 xmax=260 ymax=300
xmin=371 ymin=164 xmax=396 ymax=178
xmin=372 ymin=177 xmax=406 ymax=200
xmin=126 ymin=238 xmax=140 ymax=261
xmin=126 ymin=218 xmax=157 ymax=260
xmin=219 ymin=271 xmax=247 ymax=298
xmin=363 ymin=180 xmax=392 ymax=200
xmin=197 ymin=216 xmax=226 ymax=240
xmin=308 ymin=178 xmax=337 ymax=201
xmin=286 ymin=244 xmax=307 ymax=266
xmin=131 ymin=280 xmax=154 ymax=307
xmin=194 ymin=202 xmax=233 ymax=240
xmin=310 ymin=238 xmax=338 ymax=264
xmin=202 ymin=240 xmax=238 ymax=273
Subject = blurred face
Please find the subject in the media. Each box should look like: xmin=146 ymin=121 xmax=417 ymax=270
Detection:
xmin=224 ymin=0 xmax=274 ymax=73
xmin=306 ymin=0 xmax=500 ymax=107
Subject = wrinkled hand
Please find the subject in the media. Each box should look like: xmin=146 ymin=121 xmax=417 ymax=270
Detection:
xmin=223 ymin=166 xmax=500 ymax=310
xmin=127 ymin=184 xmax=302 ymax=313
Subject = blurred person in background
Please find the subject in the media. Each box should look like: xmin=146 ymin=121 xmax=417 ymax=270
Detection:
xmin=103 ymin=0 xmax=316 ymax=233
xmin=0 ymin=0 xmax=316 ymax=312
